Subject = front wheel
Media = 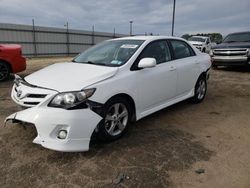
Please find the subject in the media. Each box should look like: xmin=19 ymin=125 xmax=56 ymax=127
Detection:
xmin=192 ymin=76 xmax=207 ymax=103
xmin=97 ymin=97 xmax=131 ymax=141
xmin=0 ymin=61 xmax=10 ymax=81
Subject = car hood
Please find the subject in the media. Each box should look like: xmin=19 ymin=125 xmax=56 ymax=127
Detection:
xmin=24 ymin=62 xmax=119 ymax=92
xmin=189 ymin=41 xmax=204 ymax=45
xmin=0 ymin=44 xmax=21 ymax=50
xmin=212 ymin=42 xmax=250 ymax=49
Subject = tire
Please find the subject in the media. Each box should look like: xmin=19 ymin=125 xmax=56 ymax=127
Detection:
xmin=202 ymin=48 xmax=206 ymax=53
xmin=192 ymin=76 xmax=207 ymax=103
xmin=212 ymin=64 xmax=218 ymax=69
xmin=97 ymin=97 xmax=132 ymax=141
xmin=0 ymin=61 xmax=10 ymax=81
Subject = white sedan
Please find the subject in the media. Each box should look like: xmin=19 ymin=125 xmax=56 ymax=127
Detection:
xmin=5 ymin=36 xmax=211 ymax=152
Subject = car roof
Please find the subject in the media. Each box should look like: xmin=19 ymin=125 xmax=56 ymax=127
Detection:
xmin=227 ymin=31 xmax=250 ymax=35
xmin=111 ymin=35 xmax=185 ymax=42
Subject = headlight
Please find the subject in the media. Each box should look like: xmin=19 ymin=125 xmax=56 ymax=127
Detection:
xmin=209 ymin=50 xmax=213 ymax=56
xmin=49 ymin=88 xmax=96 ymax=109
xmin=14 ymin=74 xmax=23 ymax=86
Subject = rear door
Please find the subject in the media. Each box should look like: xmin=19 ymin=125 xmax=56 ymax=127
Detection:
xmin=168 ymin=39 xmax=201 ymax=96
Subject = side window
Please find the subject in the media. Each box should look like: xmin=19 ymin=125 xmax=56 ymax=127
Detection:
xmin=139 ymin=40 xmax=171 ymax=64
xmin=206 ymin=38 xmax=210 ymax=44
xmin=170 ymin=40 xmax=195 ymax=59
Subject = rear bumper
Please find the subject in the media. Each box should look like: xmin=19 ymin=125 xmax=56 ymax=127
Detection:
xmin=5 ymin=106 xmax=102 ymax=152
xmin=212 ymin=56 xmax=250 ymax=66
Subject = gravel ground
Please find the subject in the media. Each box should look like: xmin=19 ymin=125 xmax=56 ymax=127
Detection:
xmin=0 ymin=57 xmax=249 ymax=188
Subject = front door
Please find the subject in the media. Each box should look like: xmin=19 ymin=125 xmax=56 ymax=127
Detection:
xmin=135 ymin=40 xmax=177 ymax=114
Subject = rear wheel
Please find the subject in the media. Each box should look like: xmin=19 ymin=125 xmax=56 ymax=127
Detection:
xmin=192 ymin=76 xmax=207 ymax=103
xmin=97 ymin=97 xmax=131 ymax=141
xmin=0 ymin=61 xmax=10 ymax=81
xmin=212 ymin=64 xmax=218 ymax=69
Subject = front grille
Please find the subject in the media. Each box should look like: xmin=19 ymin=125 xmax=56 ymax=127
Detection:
xmin=24 ymin=102 xmax=40 ymax=105
xmin=213 ymin=48 xmax=248 ymax=56
xmin=12 ymin=82 xmax=56 ymax=107
xmin=27 ymin=94 xmax=47 ymax=98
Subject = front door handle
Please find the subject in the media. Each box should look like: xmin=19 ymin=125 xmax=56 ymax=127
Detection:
xmin=170 ymin=66 xmax=176 ymax=71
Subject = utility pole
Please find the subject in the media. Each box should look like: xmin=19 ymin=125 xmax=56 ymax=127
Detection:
xmin=129 ymin=21 xmax=133 ymax=36
xmin=32 ymin=19 xmax=37 ymax=56
xmin=92 ymin=25 xmax=95 ymax=45
xmin=64 ymin=22 xmax=69 ymax=56
xmin=113 ymin=28 xmax=116 ymax=38
xmin=171 ymin=0 xmax=176 ymax=36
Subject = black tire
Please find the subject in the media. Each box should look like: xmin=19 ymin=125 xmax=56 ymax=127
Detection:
xmin=202 ymin=48 xmax=206 ymax=53
xmin=0 ymin=61 xmax=10 ymax=81
xmin=97 ymin=97 xmax=132 ymax=141
xmin=212 ymin=63 xmax=218 ymax=69
xmin=192 ymin=76 xmax=207 ymax=103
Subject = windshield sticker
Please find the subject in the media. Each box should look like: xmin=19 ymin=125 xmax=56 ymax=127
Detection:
xmin=120 ymin=44 xmax=138 ymax=49
xmin=110 ymin=60 xmax=123 ymax=65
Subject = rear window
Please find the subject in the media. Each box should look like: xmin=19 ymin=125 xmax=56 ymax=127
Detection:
xmin=170 ymin=40 xmax=195 ymax=59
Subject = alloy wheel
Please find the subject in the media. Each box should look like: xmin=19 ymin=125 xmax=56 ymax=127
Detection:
xmin=104 ymin=103 xmax=129 ymax=136
xmin=197 ymin=79 xmax=206 ymax=100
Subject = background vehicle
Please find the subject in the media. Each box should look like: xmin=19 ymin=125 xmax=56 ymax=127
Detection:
xmin=210 ymin=31 xmax=250 ymax=68
xmin=0 ymin=44 xmax=26 ymax=81
xmin=188 ymin=36 xmax=211 ymax=53
xmin=6 ymin=36 xmax=211 ymax=152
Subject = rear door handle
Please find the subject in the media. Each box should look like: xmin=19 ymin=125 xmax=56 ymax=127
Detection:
xmin=170 ymin=66 xmax=176 ymax=71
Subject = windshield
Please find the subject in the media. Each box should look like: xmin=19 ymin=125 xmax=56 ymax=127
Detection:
xmin=223 ymin=33 xmax=250 ymax=43
xmin=73 ymin=39 xmax=144 ymax=66
xmin=188 ymin=37 xmax=206 ymax=42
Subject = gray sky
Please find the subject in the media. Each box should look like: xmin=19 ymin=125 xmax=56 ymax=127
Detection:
xmin=0 ymin=0 xmax=249 ymax=36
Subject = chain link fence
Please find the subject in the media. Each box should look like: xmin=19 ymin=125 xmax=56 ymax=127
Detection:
xmin=0 ymin=23 xmax=126 ymax=57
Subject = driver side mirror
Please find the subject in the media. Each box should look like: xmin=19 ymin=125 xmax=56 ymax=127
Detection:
xmin=138 ymin=58 xmax=156 ymax=69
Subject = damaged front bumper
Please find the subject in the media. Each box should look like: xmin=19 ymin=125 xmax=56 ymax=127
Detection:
xmin=5 ymin=106 xmax=102 ymax=152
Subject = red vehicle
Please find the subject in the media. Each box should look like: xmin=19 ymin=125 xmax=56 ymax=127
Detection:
xmin=0 ymin=44 xmax=26 ymax=81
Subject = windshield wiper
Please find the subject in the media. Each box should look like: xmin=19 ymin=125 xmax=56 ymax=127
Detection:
xmin=76 ymin=61 xmax=107 ymax=66
xmin=86 ymin=61 xmax=107 ymax=66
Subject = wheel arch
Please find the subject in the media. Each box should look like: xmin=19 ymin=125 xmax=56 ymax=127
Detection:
xmin=199 ymin=71 xmax=207 ymax=80
xmin=194 ymin=71 xmax=207 ymax=89
xmin=106 ymin=93 xmax=136 ymax=122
